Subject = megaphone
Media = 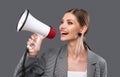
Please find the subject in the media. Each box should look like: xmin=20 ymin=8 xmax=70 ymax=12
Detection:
xmin=17 ymin=9 xmax=56 ymax=39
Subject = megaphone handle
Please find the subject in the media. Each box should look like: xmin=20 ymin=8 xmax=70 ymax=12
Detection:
xmin=27 ymin=34 xmax=41 ymax=50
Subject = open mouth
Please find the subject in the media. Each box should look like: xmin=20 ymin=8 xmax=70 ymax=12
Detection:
xmin=61 ymin=32 xmax=69 ymax=35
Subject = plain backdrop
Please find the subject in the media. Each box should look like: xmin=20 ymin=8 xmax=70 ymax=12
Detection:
xmin=0 ymin=0 xmax=120 ymax=77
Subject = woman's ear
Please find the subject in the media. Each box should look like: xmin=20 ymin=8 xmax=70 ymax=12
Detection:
xmin=80 ymin=25 xmax=88 ymax=34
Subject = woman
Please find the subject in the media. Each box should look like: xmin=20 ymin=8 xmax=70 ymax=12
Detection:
xmin=14 ymin=8 xmax=107 ymax=77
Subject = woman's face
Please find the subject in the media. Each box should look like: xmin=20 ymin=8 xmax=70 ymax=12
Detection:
xmin=59 ymin=13 xmax=82 ymax=41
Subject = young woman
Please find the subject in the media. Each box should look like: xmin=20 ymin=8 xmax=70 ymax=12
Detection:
xmin=14 ymin=8 xmax=107 ymax=77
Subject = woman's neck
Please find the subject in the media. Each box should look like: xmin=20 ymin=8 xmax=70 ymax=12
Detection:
xmin=67 ymin=39 xmax=86 ymax=58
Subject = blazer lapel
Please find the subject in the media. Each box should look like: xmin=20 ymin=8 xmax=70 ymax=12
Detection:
xmin=54 ymin=45 xmax=68 ymax=77
xmin=87 ymin=49 xmax=97 ymax=77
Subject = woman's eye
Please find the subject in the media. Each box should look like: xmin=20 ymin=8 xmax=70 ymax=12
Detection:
xmin=68 ymin=22 xmax=73 ymax=25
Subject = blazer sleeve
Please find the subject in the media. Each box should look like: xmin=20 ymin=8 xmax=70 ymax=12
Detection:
xmin=94 ymin=57 xmax=107 ymax=77
xmin=100 ymin=58 xmax=107 ymax=77
xmin=14 ymin=51 xmax=46 ymax=77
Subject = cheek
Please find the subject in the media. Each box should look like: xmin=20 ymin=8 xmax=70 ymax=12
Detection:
xmin=68 ymin=30 xmax=78 ymax=39
xmin=69 ymin=27 xmax=81 ymax=38
xmin=70 ymin=32 xmax=78 ymax=39
xmin=70 ymin=27 xmax=80 ymax=35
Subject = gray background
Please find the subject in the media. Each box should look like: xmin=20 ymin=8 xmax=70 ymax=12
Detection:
xmin=0 ymin=0 xmax=119 ymax=77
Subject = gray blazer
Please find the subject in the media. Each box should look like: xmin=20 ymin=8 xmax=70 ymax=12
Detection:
xmin=14 ymin=44 xmax=107 ymax=77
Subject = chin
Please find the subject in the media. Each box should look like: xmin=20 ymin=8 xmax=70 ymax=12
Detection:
xmin=60 ymin=37 xmax=70 ymax=41
xmin=60 ymin=39 xmax=66 ymax=41
xmin=60 ymin=38 xmax=67 ymax=41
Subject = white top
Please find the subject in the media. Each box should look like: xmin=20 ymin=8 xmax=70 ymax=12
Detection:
xmin=68 ymin=71 xmax=87 ymax=77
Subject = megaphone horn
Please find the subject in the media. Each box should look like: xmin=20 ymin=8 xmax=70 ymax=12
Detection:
xmin=17 ymin=9 xmax=56 ymax=39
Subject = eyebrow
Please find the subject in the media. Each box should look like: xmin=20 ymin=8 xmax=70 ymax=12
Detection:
xmin=67 ymin=19 xmax=73 ymax=21
xmin=62 ymin=19 xmax=74 ymax=22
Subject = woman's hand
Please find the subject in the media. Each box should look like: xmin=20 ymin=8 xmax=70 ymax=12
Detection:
xmin=27 ymin=34 xmax=46 ymax=57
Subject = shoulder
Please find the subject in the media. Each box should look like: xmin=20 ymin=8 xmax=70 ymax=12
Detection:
xmin=88 ymin=50 xmax=107 ymax=66
xmin=88 ymin=50 xmax=107 ymax=75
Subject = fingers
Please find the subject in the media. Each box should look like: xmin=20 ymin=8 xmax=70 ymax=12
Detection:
xmin=27 ymin=38 xmax=35 ymax=47
xmin=27 ymin=34 xmax=37 ymax=49
xmin=31 ymin=34 xmax=37 ymax=41
xmin=26 ymin=34 xmax=46 ymax=57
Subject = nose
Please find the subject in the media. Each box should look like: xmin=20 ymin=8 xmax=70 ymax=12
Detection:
xmin=59 ymin=23 xmax=66 ymax=30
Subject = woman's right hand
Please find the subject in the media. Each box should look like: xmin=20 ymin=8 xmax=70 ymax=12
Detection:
xmin=27 ymin=34 xmax=46 ymax=57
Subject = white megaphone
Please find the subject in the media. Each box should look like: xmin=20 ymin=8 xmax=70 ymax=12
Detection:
xmin=17 ymin=9 xmax=56 ymax=49
xmin=17 ymin=9 xmax=56 ymax=39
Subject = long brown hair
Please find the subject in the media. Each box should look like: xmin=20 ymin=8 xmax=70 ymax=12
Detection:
xmin=66 ymin=8 xmax=91 ymax=50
